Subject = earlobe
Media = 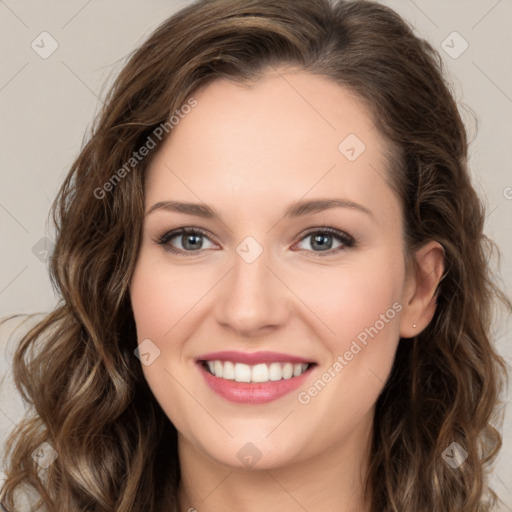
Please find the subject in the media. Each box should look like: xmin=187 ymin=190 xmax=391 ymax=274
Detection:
xmin=399 ymin=240 xmax=445 ymax=338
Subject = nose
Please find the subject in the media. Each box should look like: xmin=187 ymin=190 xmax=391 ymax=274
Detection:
xmin=214 ymin=247 xmax=290 ymax=337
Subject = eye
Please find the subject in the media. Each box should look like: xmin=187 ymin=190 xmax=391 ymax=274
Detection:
xmin=155 ymin=226 xmax=356 ymax=257
xmin=156 ymin=227 xmax=217 ymax=255
xmin=293 ymin=227 xmax=355 ymax=256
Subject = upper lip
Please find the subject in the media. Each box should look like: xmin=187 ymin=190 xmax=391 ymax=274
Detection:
xmin=196 ymin=351 xmax=316 ymax=365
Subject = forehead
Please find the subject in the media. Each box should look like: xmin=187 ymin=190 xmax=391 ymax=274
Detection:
xmin=145 ymin=68 xmax=398 ymax=221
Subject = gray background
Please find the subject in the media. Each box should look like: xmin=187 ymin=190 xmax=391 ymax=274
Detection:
xmin=0 ymin=0 xmax=511 ymax=509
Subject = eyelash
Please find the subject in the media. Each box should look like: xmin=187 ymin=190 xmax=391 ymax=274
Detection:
xmin=155 ymin=226 xmax=356 ymax=258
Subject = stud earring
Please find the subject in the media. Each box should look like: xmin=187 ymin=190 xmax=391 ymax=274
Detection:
xmin=412 ymin=324 xmax=417 ymax=328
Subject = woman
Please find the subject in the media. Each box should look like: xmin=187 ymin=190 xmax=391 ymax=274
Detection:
xmin=1 ymin=0 xmax=510 ymax=510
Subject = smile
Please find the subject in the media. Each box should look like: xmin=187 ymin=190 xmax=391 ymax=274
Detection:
xmin=196 ymin=352 xmax=318 ymax=404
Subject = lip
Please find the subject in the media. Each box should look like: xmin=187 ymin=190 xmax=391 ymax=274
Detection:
xmin=196 ymin=350 xmax=315 ymax=365
xmin=197 ymin=360 xmax=317 ymax=404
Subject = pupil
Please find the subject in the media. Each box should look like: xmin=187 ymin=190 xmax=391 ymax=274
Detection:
xmin=312 ymin=234 xmax=332 ymax=251
xmin=180 ymin=233 xmax=334 ymax=251
xmin=183 ymin=234 xmax=202 ymax=250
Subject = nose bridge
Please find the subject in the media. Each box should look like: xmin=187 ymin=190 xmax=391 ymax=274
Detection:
xmin=214 ymin=241 xmax=288 ymax=335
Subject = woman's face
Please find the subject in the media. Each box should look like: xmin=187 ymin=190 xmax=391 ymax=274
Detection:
xmin=130 ymin=67 xmax=416 ymax=470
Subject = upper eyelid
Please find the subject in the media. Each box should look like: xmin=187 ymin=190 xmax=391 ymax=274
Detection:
xmin=159 ymin=227 xmax=219 ymax=246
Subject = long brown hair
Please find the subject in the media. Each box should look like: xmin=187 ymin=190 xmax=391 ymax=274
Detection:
xmin=1 ymin=0 xmax=510 ymax=510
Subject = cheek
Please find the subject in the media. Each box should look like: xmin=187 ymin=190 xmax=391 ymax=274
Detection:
xmin=130 ymin=265 xmax=169 ymax=336
xmin=341 ymin=272 xmax=401 ymax=339
xmin=130 ymin=259 xmax=202 ymax=432
xmin=289 ymin=257 xmax=404 ymax=350
xmin=129 ymin=254 xmax=204 ymax=339
xmin=294 ymin=261 xmax=404 ymax=426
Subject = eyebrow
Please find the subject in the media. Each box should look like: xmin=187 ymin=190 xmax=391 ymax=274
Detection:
xmin=146 ymin=198 xmax=374 ymax=220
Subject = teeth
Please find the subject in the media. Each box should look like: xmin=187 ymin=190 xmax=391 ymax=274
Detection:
xmin=223 ymin=361 xmax=235 ymax=380
xmin=234 ymin=362 xmax=251 ymax=382
xmin=293 ymin=363 xmax=303 ymax=377
xmin=282 ymin=362 xmax=293 ymax=379
xmin=251 ymin=363 xmax=269 ymax=383
xmin=214 ymin=361 xmax=223 ymax=378
xmin=204 ymin=360 xmax=309 ymax=382
xmin=269 ymin=362 xmax=282 ymax=381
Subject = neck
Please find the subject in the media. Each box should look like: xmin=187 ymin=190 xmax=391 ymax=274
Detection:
xmin=176 ymin=410 xmax=374 ymax=512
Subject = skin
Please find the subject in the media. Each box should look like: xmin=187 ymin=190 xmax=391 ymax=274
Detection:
xmin=129 ymin=66 xmax=445 ymax=512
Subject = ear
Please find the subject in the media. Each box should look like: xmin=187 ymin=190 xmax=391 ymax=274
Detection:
xmin=399 ymin=240 xmax=445 ymax=338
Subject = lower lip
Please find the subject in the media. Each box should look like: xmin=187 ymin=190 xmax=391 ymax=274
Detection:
xmin=197 ymin=362 xmax=315 ymax=404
